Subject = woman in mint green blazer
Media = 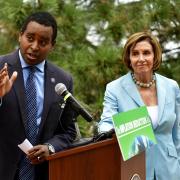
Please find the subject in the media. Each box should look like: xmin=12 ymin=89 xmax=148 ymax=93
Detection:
xmin=99 ymin=32 xmax=180 ymax=180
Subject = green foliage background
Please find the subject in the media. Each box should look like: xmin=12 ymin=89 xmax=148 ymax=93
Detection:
xmin=0 ymin=0 xmax=179 ymax=137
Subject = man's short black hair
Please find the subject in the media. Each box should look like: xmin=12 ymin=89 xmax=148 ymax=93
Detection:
xmin=21 ymin=11 xmax=57 ymax=44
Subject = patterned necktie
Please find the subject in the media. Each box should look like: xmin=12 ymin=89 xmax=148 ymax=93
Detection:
xmin=25 ymin=66 xmax=38 ymax=145
xmin=19 ymin=66 xmax=38 ymax=180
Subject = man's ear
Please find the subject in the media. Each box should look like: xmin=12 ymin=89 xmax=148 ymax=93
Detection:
xmin=52 ymin=40 xmax=56 ymax=47
xmin=18 ymin=32 xmax=23 ymax=43
xmin=51 ymin=41 xmax=56 ymax=51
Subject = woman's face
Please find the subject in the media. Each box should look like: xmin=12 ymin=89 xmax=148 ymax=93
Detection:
xmin=129 ymin=40 xmax=154 ymax=75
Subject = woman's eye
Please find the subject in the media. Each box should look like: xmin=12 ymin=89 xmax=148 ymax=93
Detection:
xmin=132 ymin=51 xmax=139 ymax=56
xmin=144 ymin=51 xmax=151 ymax=55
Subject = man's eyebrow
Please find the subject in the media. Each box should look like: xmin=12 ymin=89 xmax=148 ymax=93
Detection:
xmin=26 ymin=32 xmax=35 ymax=36
xmin=40 ymin=37 xmax=51 ymax=42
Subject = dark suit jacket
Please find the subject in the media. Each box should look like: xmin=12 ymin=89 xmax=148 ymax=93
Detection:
xmin=0 ymin=50 xmax=76 ymax=180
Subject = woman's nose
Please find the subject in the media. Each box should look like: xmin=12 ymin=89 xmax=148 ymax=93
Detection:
xmin=138 ymin=53 xmax=145 ymax=61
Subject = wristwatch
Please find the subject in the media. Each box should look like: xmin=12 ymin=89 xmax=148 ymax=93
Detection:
xmin=45 ymin=143 xmax=55 ymax=154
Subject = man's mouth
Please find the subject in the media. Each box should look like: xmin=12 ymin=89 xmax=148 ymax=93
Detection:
xmin=26 ymin=53 xmax=38 ymax=60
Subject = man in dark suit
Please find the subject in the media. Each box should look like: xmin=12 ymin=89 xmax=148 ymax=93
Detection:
xmin=0 ymin=12 xmax=76 ymax=180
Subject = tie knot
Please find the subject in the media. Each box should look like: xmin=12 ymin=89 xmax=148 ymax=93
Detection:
xmin=28 ymin=66 xmax=36 ymax=73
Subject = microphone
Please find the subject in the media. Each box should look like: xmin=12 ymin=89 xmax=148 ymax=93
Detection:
xmin=55 ymin=83 xmax=93 ymax=122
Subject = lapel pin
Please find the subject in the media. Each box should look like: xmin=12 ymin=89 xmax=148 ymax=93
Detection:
xmin=51 ymin=78 xmax=55 ymax=83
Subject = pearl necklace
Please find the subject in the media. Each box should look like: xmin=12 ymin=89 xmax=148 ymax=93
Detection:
xmin=131 ymin=73 xmax=156 ymax=88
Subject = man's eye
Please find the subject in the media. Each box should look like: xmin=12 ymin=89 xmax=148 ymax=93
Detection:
xmin=27 ymin=36 xmax=33 ymax=42
xmin=40 ymin=41 xmax=47 ymax=47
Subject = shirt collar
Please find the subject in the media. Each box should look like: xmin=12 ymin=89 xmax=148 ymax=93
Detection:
xmin=18 ymin=50 xmax=45 ymax=73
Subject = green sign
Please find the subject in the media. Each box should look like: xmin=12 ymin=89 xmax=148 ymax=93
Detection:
xmin=112 ymin=106 xmax=157 ymax=161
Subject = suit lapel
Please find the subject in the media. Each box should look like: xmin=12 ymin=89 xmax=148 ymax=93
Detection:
xmin=122 ymin=73 xmax=167 ymax=126
xmin=122 ymin=73 xmax=144 ymax=107
xmin=156 ymin=74 xmax=166 ymax=124
xmin=37 ymin=62 xmax=57 ymax=136
xmin=8 ymin=51 xmax=27 ymax=129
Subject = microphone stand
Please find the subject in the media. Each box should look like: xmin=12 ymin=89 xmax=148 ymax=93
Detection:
xmin=73 ymin=112 xmax=82 ymax=141
xmin=58 ymin=99 xmax=93 ymax=148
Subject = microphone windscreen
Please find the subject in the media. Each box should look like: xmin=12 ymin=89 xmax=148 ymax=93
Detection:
xmin=55 ymin=83 xmax=67 ymax=95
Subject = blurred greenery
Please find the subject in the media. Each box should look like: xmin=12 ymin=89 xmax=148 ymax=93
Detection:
xmin=0 ymin=0 xmax=179 ymax=137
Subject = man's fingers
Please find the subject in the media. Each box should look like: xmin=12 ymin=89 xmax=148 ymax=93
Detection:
xmin=10 ymin=71 xmax=18 ymax=83
xmin=0 ymin=63 xmax=7 ymax=73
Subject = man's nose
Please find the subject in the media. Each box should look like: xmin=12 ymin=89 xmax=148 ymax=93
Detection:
xmin=31 ymin=41 xmax=39 ymax=51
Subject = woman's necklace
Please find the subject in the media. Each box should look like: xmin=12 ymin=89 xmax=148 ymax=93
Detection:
xmin=131 ymin=73 xmax=156 ymax=88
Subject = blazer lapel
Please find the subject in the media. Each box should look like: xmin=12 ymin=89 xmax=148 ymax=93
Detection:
xmin=122 ymin=73 xmax=144 ymax=107
xmin=8 ymin=51 xmax=27 ymax=129
xmin=121 ymin=73 xmax=166 ymax=128
xmin=37 ymin=62 xmax=57 ymax=136
xmin=156 ymin=74 xmax=166 ymax=124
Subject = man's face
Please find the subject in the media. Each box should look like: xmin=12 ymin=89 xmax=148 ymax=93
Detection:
xmin=19 ymin=21 xmax=54 ymax=65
